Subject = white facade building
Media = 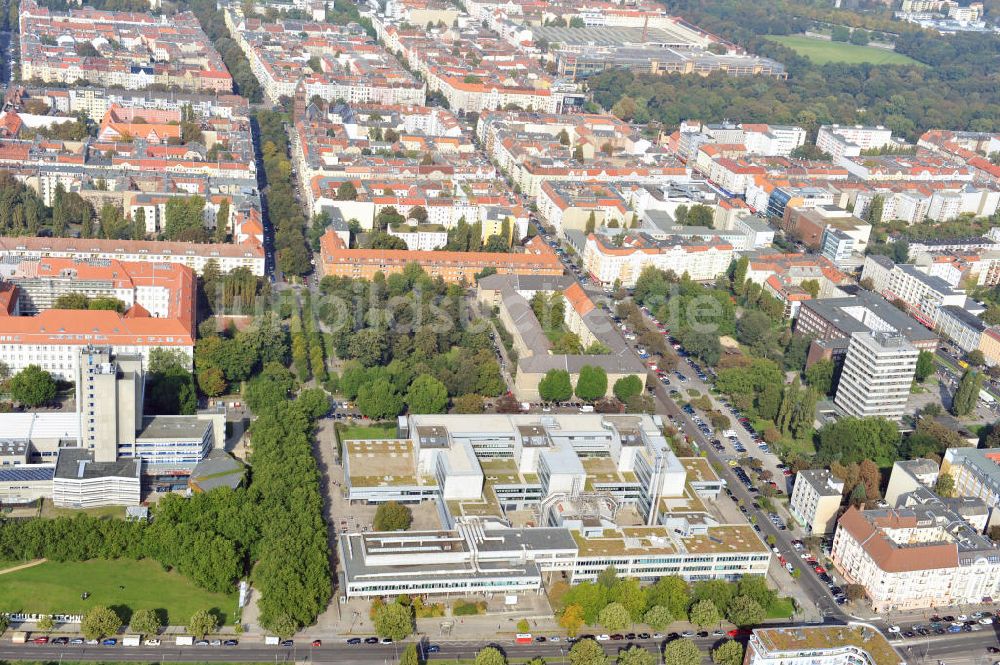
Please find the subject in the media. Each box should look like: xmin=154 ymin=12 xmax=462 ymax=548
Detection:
xmin=835 ymin=331 xmax=919 ymax=422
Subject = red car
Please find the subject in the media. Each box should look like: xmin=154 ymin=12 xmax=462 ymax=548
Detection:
xmin=33 ymin=637 xmax=49 ymax=645
xmin=814 ymin=565 xmax=826 ymax=574
xmin=311 ymin=640 xmax=323 ymax=647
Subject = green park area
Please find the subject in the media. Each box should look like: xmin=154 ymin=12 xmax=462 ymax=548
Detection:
xmin=766 ymin=35 xmax=922 ymax=65
xmin=0 ymin=559 xmax=236 ymax=625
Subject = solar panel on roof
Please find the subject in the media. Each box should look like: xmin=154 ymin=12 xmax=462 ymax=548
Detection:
xmin=0 ymin=467 xmax=55 ymax=482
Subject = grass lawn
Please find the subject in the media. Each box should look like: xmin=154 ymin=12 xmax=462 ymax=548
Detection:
xmin=335 ymin=422 xmax=398 ymax=440
xmin=767 ymin=596 xmax=797 ymax=619
xmin=39 ymin=500 xmax=124 ymax=520
xmin=766 ymin=35 xmax=922 ymax=65
xmin=0 ymin=559 xmax=236 ymax=625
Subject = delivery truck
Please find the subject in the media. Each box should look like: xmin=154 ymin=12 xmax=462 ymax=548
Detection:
xmin=123 ymin=635 xmax=141 ymax=647
xmin=11 ymin=632 xmax=28 ymax=644
xmin=176 ymin=636 xmax=194 ymax=646
xmin=265 ymin=636 xmax=280 ymax=645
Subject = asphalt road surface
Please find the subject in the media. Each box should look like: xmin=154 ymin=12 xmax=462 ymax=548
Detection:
xmin=0 ymin=635 xmax=727 ymax=664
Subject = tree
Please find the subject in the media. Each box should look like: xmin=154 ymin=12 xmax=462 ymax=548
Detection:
xmin=187 ymin=610 xmax=219 ymax=639
xmin=81 ymin=606 xmax=122 ymax=640
xmin=540 ymin=369 xmax=574 ymax=402
xmin=357 ymin=378 xmax=404 ymax=420
xmin=599 ymin=602 xmax=631 ymax=632
xmin=815 ymin=416 xmax=900 ymax=467
xmin=968 ymin=349 xmax=986 ymax=367
xmin=569 ymin=638 xmax=608 ymax=665
xmin=935 ymin=472 xmax=955 ymax=498
xmin=865 ymin=195 xmax=884 ymax=224
xmin=617 ymin=646 xmax=654 ymax=665
xmin=401 ymin=644 xmax=420 ymax=665
xmin=646 ymin=576 xmax=689 ymax=621
xmin=663 ymin=638 xmax=701 ymax=665
xmin=952 ymin=369 xmax=983 ymax=416
xmin=54 ymin=292 xmax=90 ymax=309
xmin=517 ymin=618 xmax=531 ymax=633
xmin=736 ymin=311 xmax=771 ymax=348
xmin=915 ymin=350 xmax=935 ymax=382
xmin=585 ymin=211 xmax=597 ymax=234
xmin=736 ymin=576 xmax=775 ymax=612
xmin=642 ymin=605 xmax=673 ymax=631
xmin=560 ymin=604 xmax=586 ymax=637
xmin=37 ymin=615 xmax=54 ymax=633
xmin=688 ymin=599 xmax=721 ymax=629
xmin=686 ymin=204 xmax=714 ymax=228
xmin=374 ymin=501 xmax=413 ymax=531
xmin=831 ymin=25 xmax=850 ymax=41
xmin=712 ymin=641 xmax=744 ymax=665
xmin=164 ymin=195 xmax=207 ymax=241
xmin=476 ymin=647 xmax=507 ymax=665
xmin=337 ymin=181 xmax=357 ymax=201
xmin=613 ymin=375 xmax=643 ymax=403
xmin=197 ymin=366 xmax=227 ymax=397
xmin=453 ymin=393 xmax=485 ymax=413
xmin=725 ymin=595 xmax=765 ymax=627
xmin=129 ymin=609 xmax=161 ymax=636
xmin=406 ymin=374 xmax=448 ymax=413
xmin=575 ymin=365 xmax=608 ymax=401
xmin=374 ymin=602 xmax=413 ymax=641
xmin=8 ymin=365 xmax=57 ymax=407
xmin=804 ymin=359 xmax=834 ymax=395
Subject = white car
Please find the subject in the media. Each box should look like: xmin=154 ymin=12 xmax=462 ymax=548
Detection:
xmin=888 ymin=626 xmax=900 ymax=633
xmin=144 ymin=639 xmax=161 ymax=646
xmin=957 ymin=614 xmax=969 ymax=622
xmin=596 ymin=635 xmax=611 ymax=641
xmin=981 ymin=617 xmax=994 ymax=625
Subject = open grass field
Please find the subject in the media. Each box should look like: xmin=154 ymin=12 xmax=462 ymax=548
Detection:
xmin=766 ymin=596 xmax=797 ymax=619
xmin=766 ymin=35 xmax=922 ymax=65
xmin=0 ymin=559 xmax=236 ymax=625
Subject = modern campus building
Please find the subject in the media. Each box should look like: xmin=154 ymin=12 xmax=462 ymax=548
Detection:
xmin=746 ymin=626 xmax=902 ymax=665
xmin=834 ymin=331 xmax=919 ymax=422
xmin=337 ymin=413 xmax=769 ymax=598
xmin=0 ymin=346 xmax=224 ymax=507
xmin=788 ymin=469 xmax=844 ymax=536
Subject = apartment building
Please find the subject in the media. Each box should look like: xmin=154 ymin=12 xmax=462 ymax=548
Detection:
xmin=582 ymin=233 xmax=733 ymax=287
xmin=0 ymin=260 xmax=195 ymax=381
xmin=834 ymin=331 xmax=918 ymax=422
xmin=943 ymin=447 xmax=1000 ymax=513
xmin=537 ymin=182 xmax=630 ymax=237
xmin=840 ymin=155 xmax=974 ymax=183
xmin=861 ymin=255 xmax=969 ymax=327
xmin=477 ymin=111 xmax=688 ymax=197
xmin=935 ymin=304 xmax=987 ymax=353
xmin=746 ymin=627 xmax=902 ymax=665
xmin=797 ymin=290 xmax=939 ymax=356
xmin=19 ymin=0 xmax=231 ymax=92
xmin=789 ymin=469 xmax=844 ymax=535
xmin=831 ymin=499 xmax=1000 ymax=612
xmin=319 ymin=228 xmax=562 ymax=283
xmin=816 ymin=125 xmax=894 ymax=161
xmin=477 ymin=273 xmax=645 ymax=400
xmin=337 ymin=413 xmax=770 ymax=597
xmin=227 ymin=9 xmax=424 ymax=105
xmin=0 ymin=236 xmax=265 ymax=276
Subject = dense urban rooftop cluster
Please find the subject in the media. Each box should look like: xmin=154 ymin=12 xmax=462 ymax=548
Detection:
xmin=19 ymin=0 xmax=231 ymax=92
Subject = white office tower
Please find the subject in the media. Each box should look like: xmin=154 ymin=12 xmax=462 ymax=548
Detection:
xmin=835 ymin=331 xmax=918 ymax=422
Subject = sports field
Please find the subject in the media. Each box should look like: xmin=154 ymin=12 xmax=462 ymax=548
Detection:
xmin=0 ymin=559 xmax=236 ymax=625
xmin=766 ymin=35 xmax=922 ymax=65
